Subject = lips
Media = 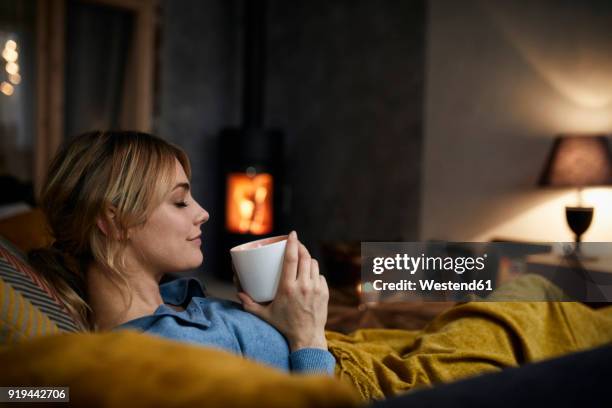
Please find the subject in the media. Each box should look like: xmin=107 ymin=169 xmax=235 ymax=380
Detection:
xmin=187 ymin=234 xmax=202 ymax=241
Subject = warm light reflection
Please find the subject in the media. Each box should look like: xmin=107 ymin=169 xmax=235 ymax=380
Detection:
xmin=5 ymin=62 xmax=18 ymax=75
xmin=487 ymin=2 xmax=612 ymax=107
xmin=8 ymin=73 xmax=20 ymax=84
xmin=546 ymin=107 xmax=612 ymax=134
xmin=0 ymin=81 xmax=14 ymax=96
xmin=517 ymin=55 xmax=612 ymax=109
xmin=1 ymin=48 xmax=17 ymax=62
xmin=475 ymin=187 xmax=612 ymax=242
xmin=226 ymin=172 xmax=273 ymax=235
xmin=2 ymin=39 xmax=20 ymax=93
xmin=482 ymin=2 xmax=612 ymax=131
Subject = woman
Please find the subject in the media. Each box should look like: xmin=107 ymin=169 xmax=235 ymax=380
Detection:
xmin=29 ymin=131 xmax=612 ymax=399
xmin=29 ymin=131 xmax=334 ymax=375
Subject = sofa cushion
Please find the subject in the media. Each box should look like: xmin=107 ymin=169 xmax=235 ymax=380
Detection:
xmin=0 ymin=235 xmax=80 ymax=339
xmin=0 ymin=208 xmax=54 ymax=253
xmin=0 ymin=276 xmax=61 ymax=342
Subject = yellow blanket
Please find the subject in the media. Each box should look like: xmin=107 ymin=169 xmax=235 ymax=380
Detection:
xmin=326 ymin=275 xmax=612 ymax=400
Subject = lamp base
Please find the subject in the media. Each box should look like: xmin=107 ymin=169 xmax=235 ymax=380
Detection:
xmin=561 ymin=247 xmax=598 ymax=262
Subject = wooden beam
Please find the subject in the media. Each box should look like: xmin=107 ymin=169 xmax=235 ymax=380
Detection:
xmin=34 ymin=0 xmax=65 ymax=201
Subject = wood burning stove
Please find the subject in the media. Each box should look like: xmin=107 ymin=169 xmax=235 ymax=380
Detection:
xmin=217 ymin=128 xmax=286 ymax=280
xmin=216 ymin=0 xmax=287 ymax=280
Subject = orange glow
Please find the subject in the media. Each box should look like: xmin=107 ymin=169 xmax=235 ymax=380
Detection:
xmin=226 ymin=172 xmax=273 ymax=235
xmin=0 ymin=81 xmax=13 ymax=96
xmin=473 ymin=188 xmax=612 ymax=242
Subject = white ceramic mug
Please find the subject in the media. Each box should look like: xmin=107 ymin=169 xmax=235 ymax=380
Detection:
xmin=230 ymin=235 xmax=288 ymax=302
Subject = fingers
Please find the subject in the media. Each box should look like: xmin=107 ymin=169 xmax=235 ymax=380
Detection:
xmin=310 ymin=258 xmax=319 ymax=281
xmin=237 ymin=292 xmax=268 ymax=319
xmin=319 ymin=274 xmax=329 ymax=300
xmin=297 ymin=243 xmax=311 ymax=285
xmin=281 ymin=231 xmax=299 ymax=285
xmin=280 ymin=232 xmax=320 ymax=293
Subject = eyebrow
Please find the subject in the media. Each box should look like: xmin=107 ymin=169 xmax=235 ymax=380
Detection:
xmin=172 ymin=182 xmax=190 ymax=192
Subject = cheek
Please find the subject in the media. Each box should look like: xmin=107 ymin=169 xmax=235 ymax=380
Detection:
xmin=155 ymin=217 xmax=203 ymax=271
xmin=163 ymin=238 xmax=204 ymax=271
xmin=145 ymin=207 xmax=190 ymax=239
xmin=132 ymin=210 xmax=203 ymax=271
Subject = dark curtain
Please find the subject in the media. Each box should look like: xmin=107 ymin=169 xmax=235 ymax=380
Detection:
xmin=64 ymin=0 xmax=133 ymax=139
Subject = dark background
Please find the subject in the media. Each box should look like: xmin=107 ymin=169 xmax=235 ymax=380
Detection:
xmin=156 ymin=0 xmax=425 ymax=277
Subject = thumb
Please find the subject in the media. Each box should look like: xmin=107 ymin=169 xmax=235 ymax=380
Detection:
xmin=238 ymin=291 xmax=267 ymax=318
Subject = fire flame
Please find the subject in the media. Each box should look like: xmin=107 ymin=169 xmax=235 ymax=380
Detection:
xmin=226 ymin=172 xmax=273 ymax=235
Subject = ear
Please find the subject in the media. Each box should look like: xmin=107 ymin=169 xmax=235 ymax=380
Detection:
xmin=96 ymin=206 xmax=120 ymax=239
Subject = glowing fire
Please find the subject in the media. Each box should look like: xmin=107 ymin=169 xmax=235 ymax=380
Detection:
xmin=226 ymin=172 xmax=273 ymax=235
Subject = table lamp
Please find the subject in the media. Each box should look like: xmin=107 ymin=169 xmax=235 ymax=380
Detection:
xmin=538 ymin=135 xmax=612 ymax=253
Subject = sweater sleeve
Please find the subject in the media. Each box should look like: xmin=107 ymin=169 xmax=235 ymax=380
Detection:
xmin=289 ymin=348 xmax=336 ymax=375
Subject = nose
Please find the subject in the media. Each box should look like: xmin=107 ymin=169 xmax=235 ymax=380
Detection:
xmin=195 ymin=204 xmax=209 ymax=226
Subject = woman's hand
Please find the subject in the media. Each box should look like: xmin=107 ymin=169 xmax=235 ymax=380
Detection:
xmin=237 ymin=231 xmax=329 ymax=352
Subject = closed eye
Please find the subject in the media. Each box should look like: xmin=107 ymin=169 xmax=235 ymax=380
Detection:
xmin=175 ymin=201 xmax=189 ymax=208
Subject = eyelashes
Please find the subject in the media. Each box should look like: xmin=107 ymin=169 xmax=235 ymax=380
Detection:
xmin=175 ymin=201 xmax=189 ymax=208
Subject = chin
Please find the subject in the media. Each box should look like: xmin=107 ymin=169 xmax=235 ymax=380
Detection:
xmin=172 ymin=250 xmax=203 ymax=271
xmin=173 ymin=259 xmax=203 ymax=272
xmin=189 ymin=252 xmax=204 ymax=268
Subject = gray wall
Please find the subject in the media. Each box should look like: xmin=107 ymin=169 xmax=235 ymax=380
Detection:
xmin=266 ymin=0 xmax=425 ymax=251
xmin=422 ymin=0 xmax=612 ymax=242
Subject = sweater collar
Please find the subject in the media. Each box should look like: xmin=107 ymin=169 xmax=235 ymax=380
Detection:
xmin=159 ymin=276 xmax=207 ymax=305
xmin=113 ymin=277 xmax=211 ymax=331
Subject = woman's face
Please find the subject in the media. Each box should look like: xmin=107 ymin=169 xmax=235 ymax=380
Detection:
xmin=126 ymin=159 xmax=209 ymax=276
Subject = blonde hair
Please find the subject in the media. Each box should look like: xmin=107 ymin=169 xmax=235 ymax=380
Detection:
xmin=28 ymin=131 xmax=191 ymax=331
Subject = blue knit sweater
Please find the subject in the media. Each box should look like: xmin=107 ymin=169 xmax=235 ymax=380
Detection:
xmin=114 ymin=277 xmax=336 ymax=375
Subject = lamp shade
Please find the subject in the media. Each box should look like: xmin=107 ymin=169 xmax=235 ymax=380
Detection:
xmin=538 ymin=135 xmax=612 ymax=187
